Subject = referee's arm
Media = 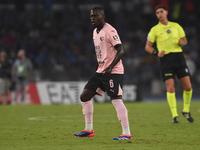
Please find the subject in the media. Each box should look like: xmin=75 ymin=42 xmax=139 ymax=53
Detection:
xmin=145 ymin=40 xmax=165 ymax=58
xmin=179 ymin=37 xmax=187 ymax=47
xmin=145 ymin=40 xmax=155 ymax=54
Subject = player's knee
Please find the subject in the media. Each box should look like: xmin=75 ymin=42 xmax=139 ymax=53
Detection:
xmin=80 ymin=93 xmax=87 ymax=102
xmin=184 ymin=86 xmax=192 ymax=92
xmin=80 ymin=93 xmax=91 ymax=102
xmin=166 ymin=85 xmax=175 ymax=93
xmin=167 ymin=87 xmax=175 ymax=93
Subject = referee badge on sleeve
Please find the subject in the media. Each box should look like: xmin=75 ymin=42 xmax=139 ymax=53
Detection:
xmin=147 ymin=36 xmax=150 ymax=41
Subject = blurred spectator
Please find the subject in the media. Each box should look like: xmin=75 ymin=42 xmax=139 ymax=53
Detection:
xmin=12 ymin=49 xmax=33 ymax=104
xmin=0 ymin=51 xmax=12 ymax=105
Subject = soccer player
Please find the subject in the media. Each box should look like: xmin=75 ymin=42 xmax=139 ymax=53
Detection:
xmin=74 ymin=7 xmax=132 ymax=140
xmin=145 ymin=5 xmax=194 ymax=123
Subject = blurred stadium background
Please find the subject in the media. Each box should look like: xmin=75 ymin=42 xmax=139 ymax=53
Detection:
xmin=0 ymin=0 xmax=200 ymax=102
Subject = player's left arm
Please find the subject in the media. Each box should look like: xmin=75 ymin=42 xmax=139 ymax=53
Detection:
xmin=103 ymin=44 xmax=124 ymax=76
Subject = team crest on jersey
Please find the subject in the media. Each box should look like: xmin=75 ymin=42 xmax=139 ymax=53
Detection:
xmin=167 ymin=29 xmax=171 ymax=34
xmin=100 ymin=36 xmax=104 ymax=41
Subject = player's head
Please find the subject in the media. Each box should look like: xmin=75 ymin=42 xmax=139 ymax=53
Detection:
xmin=90 ymin=7 xmax=105 ymax=27
xmin=155 ymin=5 xmax=168 ymax=21
xmin=18 ymin=49 xmax=26 ymax=59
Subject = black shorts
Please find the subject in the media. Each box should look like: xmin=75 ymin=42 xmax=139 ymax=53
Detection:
xmin=160 ymin=52 xmax=190 ymax=82
xmin=84 ymin=73 xmax=123 ymax=97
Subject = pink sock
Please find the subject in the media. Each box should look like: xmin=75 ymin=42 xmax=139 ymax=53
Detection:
xmin=81 ymin=100 xmax=93 ymax=131
xmin=112 ymin=99 xmax=130 ymax=135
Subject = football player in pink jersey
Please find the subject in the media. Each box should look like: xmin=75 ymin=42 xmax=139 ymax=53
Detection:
xmin=74 ymin=7 xmax=132 ymax=140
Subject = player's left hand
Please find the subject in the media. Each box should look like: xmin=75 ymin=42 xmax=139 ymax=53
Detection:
xmin=103 ymin=67 xmax=112 ymax=76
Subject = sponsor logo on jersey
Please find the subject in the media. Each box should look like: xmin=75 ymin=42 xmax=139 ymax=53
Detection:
xmin=98 ymin=61 xmax=105 ymax=64
xmin=95 ymin=46 xmax=102 ymax=59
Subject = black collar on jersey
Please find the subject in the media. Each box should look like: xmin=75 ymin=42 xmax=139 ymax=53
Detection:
xmin=96 ymin=22 xmax=105 ymax=34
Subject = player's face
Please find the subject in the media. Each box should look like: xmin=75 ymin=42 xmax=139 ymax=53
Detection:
xmin=156 ymin=8 xmax=168 ymax=21
xmin=90 ymin=10 xmax=104 ymax=27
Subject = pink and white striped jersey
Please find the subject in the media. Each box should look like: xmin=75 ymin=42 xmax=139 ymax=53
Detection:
xmin=93 ymin=23 xmax=124 ymax=74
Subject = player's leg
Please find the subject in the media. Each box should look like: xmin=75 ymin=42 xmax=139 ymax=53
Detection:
xmin=111 ymin=96 xmax=132 ymax=140
xmin=176 ymin=52 xmax=194 ymax=122
xmin=179 ymin=76 xmax=194 ymax=122
xmin=104 ymin=74 xmax=132 ymax=140
xmin=165 ymin=78 xmax=179 ymax=123
xmin=74 ymin=73 xmax=104 ymax=137
xmin=80 ymin=89 xmax=96 ymax=131
xmin=180 ymin=76 xmax=192 ymax=112
xmin=74 ymin=89 xmax=96 ymax=137
xmin=160 ymin=54 xmax=179 ymax=123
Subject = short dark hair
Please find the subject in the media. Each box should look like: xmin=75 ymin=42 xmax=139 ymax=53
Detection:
xmin=92 ymin=7 xmax=104 ymax=15
xmin=155 ymin=5 xmax=167 ymax=11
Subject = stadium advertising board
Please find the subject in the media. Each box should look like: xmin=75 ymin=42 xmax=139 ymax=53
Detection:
xmin=11 ymin=82 xmax=139 ymax=104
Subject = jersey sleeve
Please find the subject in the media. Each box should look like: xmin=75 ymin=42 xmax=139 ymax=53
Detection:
xmin=106 ymin=28 xmax=122 ymax=46
xmin=147 ymin=28 xmax=156 ymax=43
xmin=177 ymin=23 xmax=186 ymax=39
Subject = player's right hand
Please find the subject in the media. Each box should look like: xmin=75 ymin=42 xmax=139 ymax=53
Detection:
xmin=158 ymin=50 xmax=165 ymax=58
xmin=102 ymin=67 xmax=112 ymax=77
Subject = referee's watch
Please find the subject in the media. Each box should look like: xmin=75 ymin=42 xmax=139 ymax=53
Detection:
xmin=152 ymin=50 xmax=158 ymax=56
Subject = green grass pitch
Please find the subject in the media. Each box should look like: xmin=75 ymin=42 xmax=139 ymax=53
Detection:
xmin=0 ymin=101 xmax=200 ymax=150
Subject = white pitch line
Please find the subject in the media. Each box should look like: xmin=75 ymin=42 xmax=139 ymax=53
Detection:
xmin=28 ymin=115 xmax=118 ymax=123
xmin=28 ymin=116 xmax=56 ymax=120
xmin=61 ymin=119 xmax=118 ymax=123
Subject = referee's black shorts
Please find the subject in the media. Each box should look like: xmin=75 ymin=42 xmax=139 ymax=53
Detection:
xmin=160 ymin=52 xmax=190 ymax=82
